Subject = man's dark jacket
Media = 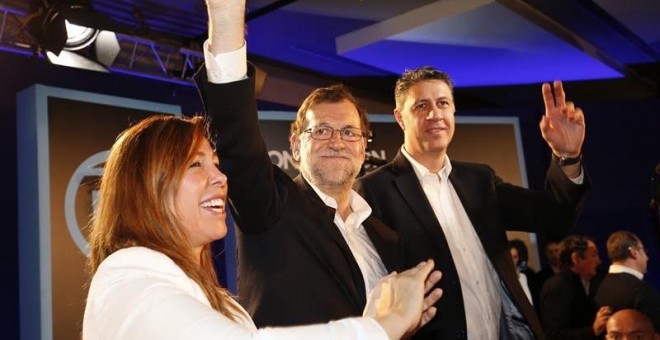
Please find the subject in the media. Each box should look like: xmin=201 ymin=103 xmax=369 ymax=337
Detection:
xmin=540 ymin=269 xmax=599 ymax=339
xmin=595 ymin=271 xmax=660 ymax=331
xmin=355 ymin=150 xmax=589 ymax=339
xmin=195 ymin=66 xmax=403 ymax=327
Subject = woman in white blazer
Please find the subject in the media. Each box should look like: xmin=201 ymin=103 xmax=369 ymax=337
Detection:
xmin=82 ymin=115 xmax=442 ymax=340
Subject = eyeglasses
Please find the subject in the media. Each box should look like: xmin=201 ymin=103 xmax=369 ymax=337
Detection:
xmin=303 ymin=125 xmax=371 ymax=142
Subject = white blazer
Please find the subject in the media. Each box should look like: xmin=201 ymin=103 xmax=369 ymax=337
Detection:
xmin=83 ymin=247 xmax=386 ymax=340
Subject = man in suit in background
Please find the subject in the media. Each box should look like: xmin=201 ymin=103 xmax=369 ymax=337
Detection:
xmin=195 ymin=0 xmax=445 ymax=329
xmin=533 ymin=238 xmax=564 ymax=319
xmin=595 ymin=230 xmax=660 ymax=331
xmin=355 ymin=65 xmax=590 ymax=338
xmin=536 ymin=239 xmax=563 ymax=285
xmin=540 ymin=235 xmax=610 ymax=339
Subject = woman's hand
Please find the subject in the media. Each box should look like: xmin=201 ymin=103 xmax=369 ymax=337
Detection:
xmin=364 ymin=260 xmax=443 ymax=339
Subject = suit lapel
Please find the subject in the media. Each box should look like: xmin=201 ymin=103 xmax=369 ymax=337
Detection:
xmin=363 ymin=217 xmax=402 ymax=272
xmin=293 ymin=175 xmax=367 ymax=306
xmin=390 ymin=152 xmax=453 ymax=253
xmin=448 ymin=163 xmax=500 ymax=258
xmin=391 ymin=153 xmax=499 ymax=264
xmin=450 ymin=165 xmax=543 ymax=336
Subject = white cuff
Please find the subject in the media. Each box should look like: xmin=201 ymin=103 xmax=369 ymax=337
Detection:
xmin=203 ymin=39 xmax=248 ymax=84
xmin=569 ymin=167 xmax=584 ymax=184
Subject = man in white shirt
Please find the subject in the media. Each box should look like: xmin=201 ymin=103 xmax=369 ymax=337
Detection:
xmin=195 ymin=0 xmax=424 ymax=328
xmin=355 ymin=66 xmax=590 ymax=339
xmin=595 ymin=230 xmax=660 ymax=331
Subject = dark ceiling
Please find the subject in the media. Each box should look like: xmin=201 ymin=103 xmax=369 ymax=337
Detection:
xmin=2 ymin=0 xmax=660 ymax=102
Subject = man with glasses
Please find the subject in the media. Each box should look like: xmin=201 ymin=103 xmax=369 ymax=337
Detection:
xmin=595 ymin=231 xmax=660 ymax=331
xmin=193 ymin=0 xmax=436 ymax=329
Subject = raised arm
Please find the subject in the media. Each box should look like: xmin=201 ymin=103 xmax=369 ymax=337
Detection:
xmin=198 ymin=0 xmax=281 ymax=234
xmin=540 ymin=80 xmax=585 ymax=179
xmin=207 ymin=0 xmax=245 ymax=55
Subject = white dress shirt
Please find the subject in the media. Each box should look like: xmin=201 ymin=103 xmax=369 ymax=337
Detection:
xmin=83 ymin=247 xmax=388 ymax=340
xmin=609 ymin=264 xmax=644 ymax=280
xmin=308 ymin=180 xmax=389 ymax=294
xmin=401 ymin=147 xmax=501 ymax=339
xmin=518 ymin=272 xmax=534 ymax=305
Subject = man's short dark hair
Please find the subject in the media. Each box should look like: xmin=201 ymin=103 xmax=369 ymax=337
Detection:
xmin=394 ymin=66 xmax=454 ymax=109
xmin=290 ymin=84 xmax=369 ymax=137
xmin=606 ymin=230 xmax=640 ymax=262
xmin=559 ymin=235 xmax=595 ymax=268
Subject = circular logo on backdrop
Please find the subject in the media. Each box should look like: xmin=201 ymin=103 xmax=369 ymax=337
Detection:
xmin=65 ymin=151 xmax=108 ymax=255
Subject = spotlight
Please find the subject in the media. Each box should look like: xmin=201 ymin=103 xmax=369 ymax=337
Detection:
xmin=27 ymin=5 xmax=67 ymax=55
xmin=64 ymin=20 xmax=99 ymax=51
xmin=27 ymin=1 xmax=120 ymax=72
xmin=27 ymin=1 xmax=117 ymax=55
xmin=45 ymin=29 xmax=119 ymax=73
xmin=46 ymin=50 xmax=108 ymax=73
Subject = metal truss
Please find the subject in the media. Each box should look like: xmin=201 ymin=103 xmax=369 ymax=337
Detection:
xmin=0 ymin=4 xmax=203 ymax=86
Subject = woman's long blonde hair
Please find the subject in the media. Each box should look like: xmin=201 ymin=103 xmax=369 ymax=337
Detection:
xmin=87 ymin=114 xmax=243 ymax=320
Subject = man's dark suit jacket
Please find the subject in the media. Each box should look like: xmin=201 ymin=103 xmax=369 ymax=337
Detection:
xmin=594 ymin=272 xmax=660 ymax=331
xmin=355 ymin=150 xmax=589 ymax=339
xmin=536 ymin=267 xmax=559 ymax=288
xmin=194 ymin=66 xmax=403 ymax=327
xmin=533 ymin=266 xmax=559 ymax=315
xmin=539 ymin=269 xmax=599 ymax=339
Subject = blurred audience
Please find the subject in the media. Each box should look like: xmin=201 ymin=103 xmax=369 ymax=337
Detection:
xmin=509 ymin=239 xmax=537 ymax=306
xmin=595 ymin=230 xmax=660 ymax=332
xmin=536 ymin=239 xmax=562 ymax=283
xmin=540 ymin=234 xmax=610 ymax=339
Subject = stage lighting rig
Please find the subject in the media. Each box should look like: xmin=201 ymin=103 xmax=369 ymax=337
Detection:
xmin=26 ymin=0 xmax=120 ymax=72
